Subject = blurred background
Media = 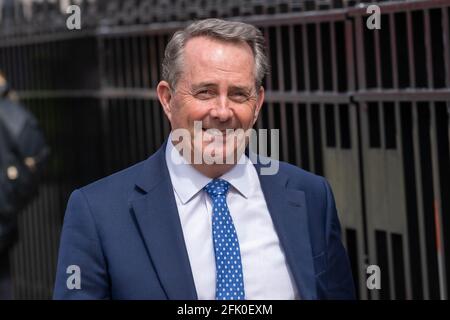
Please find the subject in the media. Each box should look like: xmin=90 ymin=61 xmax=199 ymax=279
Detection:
xmin=0 ymin=0 xmax=449 ymax=300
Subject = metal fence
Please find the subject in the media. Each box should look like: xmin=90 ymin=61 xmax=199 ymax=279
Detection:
xmin=0 ymin=0 xmax=449 ymax=300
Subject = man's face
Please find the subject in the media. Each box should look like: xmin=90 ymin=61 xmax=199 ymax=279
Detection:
xmin=159 ymin=36 xmax=264 ymax=165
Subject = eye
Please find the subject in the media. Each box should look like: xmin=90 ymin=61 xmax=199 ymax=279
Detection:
xmin=229 ymin=92 xmax=250 ymax=103
xmin=195 ymin=89 xmax=215 ymax=100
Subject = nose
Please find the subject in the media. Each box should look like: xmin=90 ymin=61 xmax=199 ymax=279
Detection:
xmin=210 ymin=96 xmax=233 ymax=122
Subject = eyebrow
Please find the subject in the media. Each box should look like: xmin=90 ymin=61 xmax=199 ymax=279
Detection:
xmin=191 ymin=82 xmax=253 ymax=92
xmin=191 ymin=82 xmax=217 ymax=91
xmin=228 ymin=86 xmax=253 ymax=93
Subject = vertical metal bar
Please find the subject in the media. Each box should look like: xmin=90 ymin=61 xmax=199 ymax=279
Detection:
xmin=51 ymin=41 xmax=58 ymax=89
xmin=48 ymin=105 xmax=59 ymax=295
xmin=48 ymin=183 xmax=57 ymax=297
xmin=429 ymin=104 xmax=448 ymax=299
xmin=306 ymin=103 xmax=315 ymax=172
xmin=109 ymin=99 xmax=118 ymax=168
xmin=8 ymin=45 xmax=15 ymax=89
xmin=41 ymin=102 xmax=51 ymax=298
xmin=350 ymin=102 xmax=368 ymax=300
xmin=319 ymin=102 xmax=327 ymax=150
xmin=373 ymin=25 xmax=382 ymax=88
xmin=335 ymin=104 xmax=341 ymax=149
xmin=379 ymin=103 xmax=386 ymax=149
xmin=35 ymin=43 xmax=42 ymax=91
xmin=38 ymin=42 xmax=45 ymax=90
xmin=301 ymin=24 xmax=310 ymax=91
xmin=32 ymin=43 xmax=38 ymax=90
xmin=279 ymin=102 xmax=289 ymax=162
xmin=24 ymin=43 xmax=30 ymax=90
xmin=28 ymin=44 xmax=34 ymax=91
xmin=35 ymin=102 xmax=46 ymax=298
xmin=395 ymin=101 xmax=413 ymax=299
xmin=387 ymin=229 xmax=396 ymax=299
xmin=412 ymin=103 xmax=430 ymax=299
xmin=29 ymin=101 xmax=40 ymax=298
xmin=288 ymin=25 xmax=298 ymax=91
xmin=124 ymin=37 xmax=133 ymax=88
xmin=390 ymin=13 xmax=399 ymax=89
xmin=14 ymin=44 xmax=23 ymax=90
xmin=4 ymin=45 xmax=10 ymax=85
xmin=292 ymin=104 xmax=302 ymax=167
xmin=12 ymin=45 xmax=18 ymax=88
xmin=99 ymin=38 xmax=108 ymax=88
xmin=98 ymin=37 xmax=112 ymax=173
xmin=141 ymin=36 xmax=150 ymax=89
xmin=42 ymin=167 xmax=51 ymax=297
xmin=57 ymin=41 xmax=65 ymax=90
xmin=268 ymin=102 xmax=275 ymax=131
xmin=43 ymin=41 xmax=51 ymax=90
xmin=441 ymin=7 xmax=450 ymax=88
xmin=149 ymin=36 xmax=158 ymax=89
xmin=275 ymin=26 xmax=285 ymax=91
xmin=354 ymin=16 xmax=366 ymax=90
xmin=423 ymin=9 xmax=434 ymax=88
xmin=330 ymin=22 xmax=338 ymax=92
xmin=37 ymin=99 xmax=47 ymax=298
xmin=136 ymin=100 xmax=146 ymax=159
xmin=114 ymin=38 xmax=124 ymax=88
xmin=356 ymin=101 xmax=372 ymax=299
xmin=132 ymin=36 xmax=141 ymax=88
xmin=128 ymin=99 xmax=137 ymax=162
xmin=39 ymin=99 xmax=51 ymax=299
xmin=316 ymin=22 xmax=324 ymax=92
xmin=118 ymin=99 xmax=127 ymax=167
xmin=407 ymin=10 xmax=416 ymax=87
xmin=17 ymin=44 xmax=24 ymax=89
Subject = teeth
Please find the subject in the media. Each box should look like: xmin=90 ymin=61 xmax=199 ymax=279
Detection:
xmin=203 ymin=129 xmax=227 ymax=136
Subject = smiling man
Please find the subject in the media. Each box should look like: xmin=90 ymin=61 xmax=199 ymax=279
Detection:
xmin=53 ymin=18 xmax=355 ymax=300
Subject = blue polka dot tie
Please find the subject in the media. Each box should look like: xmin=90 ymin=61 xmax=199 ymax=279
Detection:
xmin=204 ymin=179 xmax=245 ymax=300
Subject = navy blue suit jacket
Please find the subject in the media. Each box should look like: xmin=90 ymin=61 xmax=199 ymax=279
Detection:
xmin=53 ymin=141 xmax=355 ymax=299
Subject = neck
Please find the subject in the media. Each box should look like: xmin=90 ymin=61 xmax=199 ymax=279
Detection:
xmin=191 ymin=163 xmax=235 ymax=179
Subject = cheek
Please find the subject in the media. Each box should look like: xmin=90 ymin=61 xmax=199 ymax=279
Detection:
xmin=234 ymin=105 xmax=257 ymax=127
xmin=179 ymin=98 xmax=211 ymax=120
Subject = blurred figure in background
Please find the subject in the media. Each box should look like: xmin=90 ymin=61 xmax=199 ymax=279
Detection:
xmin=0 ymin=70 xmax=50 ymax=299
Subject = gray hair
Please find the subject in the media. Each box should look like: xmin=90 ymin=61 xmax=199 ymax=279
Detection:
xmin=162 ymin=18 xmax=269 ymax=91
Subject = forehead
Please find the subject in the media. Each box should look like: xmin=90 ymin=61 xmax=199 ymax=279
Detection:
xmin=181 ymin=36 xmax=255 ymax=86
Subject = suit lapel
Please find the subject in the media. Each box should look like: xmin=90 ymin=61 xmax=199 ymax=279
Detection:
xmin=130 ymin=143 xmax=198 ymax=299
xmin=255 ymin=160 xmax=318 ymax=300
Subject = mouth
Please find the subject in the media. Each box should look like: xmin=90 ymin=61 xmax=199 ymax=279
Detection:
xmin=202 ymin=128 xmax=228 ymax=136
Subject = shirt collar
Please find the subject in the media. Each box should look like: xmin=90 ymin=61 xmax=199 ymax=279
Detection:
xmin=165 ymin=132 xmax=253 ymax=204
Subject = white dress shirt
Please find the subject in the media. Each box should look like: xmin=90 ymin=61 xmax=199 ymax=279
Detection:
xmin=165 ymin=136 xmax=299 ymax=300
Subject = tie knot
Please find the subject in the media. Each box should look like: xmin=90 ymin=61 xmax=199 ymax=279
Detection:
xmin=204 ymin=179 xmax=230 ymax=198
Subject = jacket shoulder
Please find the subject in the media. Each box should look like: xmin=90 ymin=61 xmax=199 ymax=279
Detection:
xmin=278 ymin=160 xmax=327 ymax=190
xmin=78 ymin=159 xmax=147 ymax=199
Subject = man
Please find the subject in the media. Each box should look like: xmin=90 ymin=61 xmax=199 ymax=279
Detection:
xmin=53 ymin=19 xmax=355 ymax=300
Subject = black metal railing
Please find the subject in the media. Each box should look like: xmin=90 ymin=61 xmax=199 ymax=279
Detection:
xmin=0 ymin=0 xmax=449 ymax=300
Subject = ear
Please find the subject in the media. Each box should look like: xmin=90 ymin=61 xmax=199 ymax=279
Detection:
xmin=157 ymin=80 xmax=173 ymax=122
xmin=252 ymin=86 xmax=265 ymax=125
